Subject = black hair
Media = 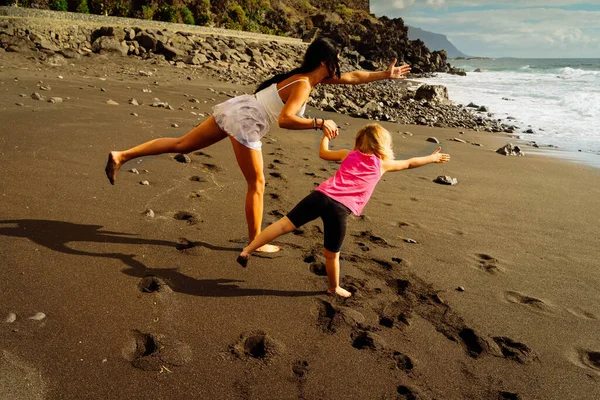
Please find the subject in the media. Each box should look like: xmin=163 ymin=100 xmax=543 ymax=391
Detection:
xmin=254 ymin=37 xmax=341 ymax=93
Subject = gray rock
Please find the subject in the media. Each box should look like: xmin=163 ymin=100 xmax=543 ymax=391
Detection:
xmin=92 ymin=36 xmax=128 ymax=57
xmin=453 ymin=138 xmax=467 ymax=143
xmin=434 ymin=175 xmax=458 ymax=185
xmin=426 ymin=137 xmax=440 ymax=144
xmin=144 ymin=209 xmax=155 ymax=218
xmin=31 ymin=92 xmax=44 ymax=100
xmin=48 ymin=97 xmax=63 ymax=103
xmin=106 ymin=100 xmax=119 ymax=105
xmin=140 ymin=180 xmax=150 ymax=185
xmin=496 ymin=144 xmax=524 ymax=156
xmin=415 ymin=84 xmax=450 ymax=104
xmin=5 ymin=313 xmax=16 ymax=323
xmin=129 ymin=98 xmax=139 ymax=106
xmin=28 ymin=312 xmax=46 ymax=321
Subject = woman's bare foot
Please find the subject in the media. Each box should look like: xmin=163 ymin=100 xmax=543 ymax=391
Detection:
xmin=237 ymin=253 xmax=249 ymax=268
xmin=327 ymin=287 xmax=352 ymax=298
xmin=255 ymin=244 xmax=280 ymax=253
xmin=105 ymin=151 xmax=122 ymax=185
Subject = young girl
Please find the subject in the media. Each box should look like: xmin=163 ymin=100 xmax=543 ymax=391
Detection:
xmin=105 ymin=37 xmax=411 ymax=253
xmin=236 ymin=123 xmax=450 ymax=297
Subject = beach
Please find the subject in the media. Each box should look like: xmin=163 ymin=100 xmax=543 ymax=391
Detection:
xmin=1 ymin=46 xmax=600 ymax=400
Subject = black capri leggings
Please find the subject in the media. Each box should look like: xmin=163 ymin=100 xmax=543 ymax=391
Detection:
xmin=286 ymin=191 xmax=352 ymax=253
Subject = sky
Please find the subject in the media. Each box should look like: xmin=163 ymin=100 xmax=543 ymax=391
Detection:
xmin=370 ymin=0 xmax=600 ymax=58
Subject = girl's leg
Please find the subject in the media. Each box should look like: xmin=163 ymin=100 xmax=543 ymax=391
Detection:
xmin=228 ymin=136 xmax=278 ymax=253
xmin=105 ymin=116 xmax=227 ymax=184
xmin=237 ymin=217 xmax=296 ymax=267
xmin=323 ymin=249 xmax=352 ymax=298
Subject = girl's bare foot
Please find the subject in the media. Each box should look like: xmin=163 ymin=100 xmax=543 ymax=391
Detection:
xmin=105 ymin=151 xmax=122 ymax=185
xmin=255 ymin=244 xmax=280 ymax=253
xmin=237 ymin=253 xmax=249 ymax=268
xmin=327 ymin=287 xmax=352 ymax=298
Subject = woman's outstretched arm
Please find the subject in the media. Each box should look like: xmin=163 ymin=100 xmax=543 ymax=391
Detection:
xmin=321 ymin=59 xmax=411 ymax=85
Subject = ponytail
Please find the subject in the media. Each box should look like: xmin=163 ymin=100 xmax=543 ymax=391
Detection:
xmin=254 ymin=37 xmax=341 ymax=94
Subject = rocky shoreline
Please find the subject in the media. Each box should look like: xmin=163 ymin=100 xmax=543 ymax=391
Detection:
xmin=0 ymin=8 xmax=516 ymax=133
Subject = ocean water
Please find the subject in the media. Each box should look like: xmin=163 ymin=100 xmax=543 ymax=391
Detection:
xmin=419 ymin=58 xmax=600 ymax=166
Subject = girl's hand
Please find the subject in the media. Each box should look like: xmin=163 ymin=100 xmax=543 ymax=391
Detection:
xmin=321 ymin=119 xmax=339 ymax=139
xmin=431 ymin=147 xmax=450 ymax=163
xmin=387 ymin=59 xmax=411 ymax=79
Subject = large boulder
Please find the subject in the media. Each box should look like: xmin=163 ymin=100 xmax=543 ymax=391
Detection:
xmin=135 ymin=32 xmax=158 ymax=52
xmin=92 ymin=36 xmax=128 ymax=56
xmin=415 ymin=85 xmax=450 ymax=105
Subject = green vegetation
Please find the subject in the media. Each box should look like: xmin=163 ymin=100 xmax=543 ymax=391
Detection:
xmin=75 ymin=0 xmax=89 ymax=13
xmin=50 ymin=0 xmax=68 ymax=11
xmin=180 ymin=5 xmax=195 ymax=24
xmin=141 ymin=5 xmax=153 ymax=20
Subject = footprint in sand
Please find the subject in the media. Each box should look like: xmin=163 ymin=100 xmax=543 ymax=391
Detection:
xmin=397 ymin=385 xmax=427 ymax=400
xmin=194 ymin=151 xmax=212 ymax=158
xmin=230 ymin=331 xmax=284 ymax=361
xmin=350 ymin=330 xmax=387 ymax=351
xmin=577 ymin=349 xmax=600 ymax=373
xmin=352 ymin=230 xmax=392 ymax=247
xmin=492 ymin=336 xmax=538 ymax=364
xmin=292 ymin=360 xmax=309 ymax=380
xmin=499 ymin=391 xmax=521 ymax=400
xmin=202 ymin=163 xmax=220 ymax=172
xmin=566 ymin=307 xmax=597 ymax=320
xmin=138 ymin=276 xmax=172 ymax=294
xmin=269 ymin=172 xmax=286 ymax=180
xmin=309 ymin=262 xmax=327 ymax=276
xmin=504 ymin=291 xmax=554 ymax=313
xmin=173 ymin=211 xmax=200 ymax=225
xmin=314 ymin=300 xmax=364 ymax=333
xmin=189 ymin=175 xmax=208 ymax=182
xmin=392 ymin=351 xmax=414 ymax=372
xmin=123 ymin=330 xmax=192 ymax=372
xmin=268 ymin=209 xmax=285 ymax=218
xmin=475 ymin=253 xmax=502 ymax=274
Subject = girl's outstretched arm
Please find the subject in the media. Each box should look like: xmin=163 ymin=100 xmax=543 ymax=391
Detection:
xmin=321 ymin=59 xmax=411 ymax=85
xmin=319 ymin=135 xmax=351 ymax=161
xmin=382 ymin=147 xmax=450 ymax=173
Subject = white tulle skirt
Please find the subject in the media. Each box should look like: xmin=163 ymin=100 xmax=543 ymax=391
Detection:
xmin=212 ymin=94 xmax=271 ymax=151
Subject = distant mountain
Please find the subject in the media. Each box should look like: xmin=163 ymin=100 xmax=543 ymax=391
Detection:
xmin=407 ymin=26 xmax=470 ymax=59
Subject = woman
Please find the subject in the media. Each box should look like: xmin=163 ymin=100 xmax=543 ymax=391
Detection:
xmin=105 ymin=37 xmax=411 ymax=252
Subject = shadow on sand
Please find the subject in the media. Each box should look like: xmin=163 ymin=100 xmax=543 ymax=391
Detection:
xmin=0 ymin=219 xmax=320 ymax=298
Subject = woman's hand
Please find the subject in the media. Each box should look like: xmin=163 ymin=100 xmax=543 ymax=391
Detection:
xmin=386 ymin=59 xmax=411 ymax=79
xmin=321 ymin=119 xmax=339 ymax=139
xmin=431 ymin=147 xmax=450 ymax=163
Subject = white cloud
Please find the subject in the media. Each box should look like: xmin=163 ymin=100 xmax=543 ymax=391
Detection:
xmin=385 ymin=5 xmax=600 ymax=57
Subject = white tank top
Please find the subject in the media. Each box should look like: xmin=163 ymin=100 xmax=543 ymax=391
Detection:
xmin=254 ymin=79 xmax=309 ymax=125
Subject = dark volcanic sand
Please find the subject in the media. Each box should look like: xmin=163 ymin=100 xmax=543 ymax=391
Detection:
xmin=1 ymin=51 xmax=600 ymax=400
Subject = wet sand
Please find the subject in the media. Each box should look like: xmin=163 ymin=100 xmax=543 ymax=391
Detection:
xmin=1 ymin=51 xmax=600 ymax=399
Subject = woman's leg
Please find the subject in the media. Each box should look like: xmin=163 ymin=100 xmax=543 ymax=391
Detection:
xmin=105 ymin=116 xmax=227 ymax=184
xmin=237 ymin=217 xmax=296 ymax=267
xmin=228 ymin=136 xmax=279 ymax=253
xmin=323 ymin=249 xmax=351 ymax=298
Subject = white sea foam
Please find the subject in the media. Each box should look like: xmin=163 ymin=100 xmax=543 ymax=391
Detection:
xmin=420 ymin=59 xmax=600 ymax=156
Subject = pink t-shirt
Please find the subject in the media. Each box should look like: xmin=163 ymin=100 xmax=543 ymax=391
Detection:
xmin=316 ymin=150 xmax=382 ymax=216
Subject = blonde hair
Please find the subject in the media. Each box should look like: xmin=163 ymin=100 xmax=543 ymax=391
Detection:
xmin=354 ymin=123 xmax=394 ymax=160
